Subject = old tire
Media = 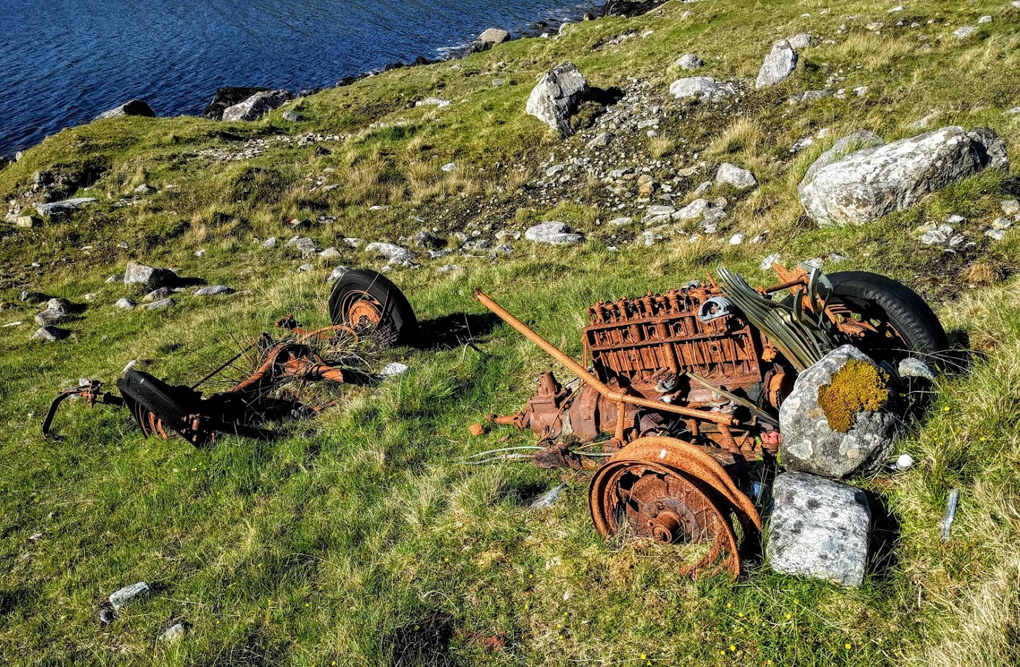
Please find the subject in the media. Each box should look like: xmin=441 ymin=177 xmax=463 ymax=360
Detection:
xmin=328 ymin=269 xmax=417 ymax=346
xmin=822 ymin=271 xmax=948 ymax=363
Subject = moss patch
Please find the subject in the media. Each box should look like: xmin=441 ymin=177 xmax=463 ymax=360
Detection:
xmin=817 ymin=359 xmax=891 ymax=433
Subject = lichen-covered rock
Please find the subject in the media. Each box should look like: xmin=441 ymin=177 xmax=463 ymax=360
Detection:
xmin=798 ymin=131 xmax=884 ymax=201
xmin=669 ymin=77 xmax=735 ymax=101
xmin=799 ymin=126 xmax=1009 ymax=227
xmin=676 ymin=54 xmax=704 ymax=70
xmin=36 ymin=198 xmax=96 ymax=217
xmin=756 ymin=40 xmax=798 ymax=88
xmin=767 ymin=472 xmax=870 ymax=587
xmin=779 ymin=345 xmax=897 ymax=478
xmin=222 ymin=90 xmax=292 ymax=122
xmin=526 ymin=63 xmax=590 ymax=137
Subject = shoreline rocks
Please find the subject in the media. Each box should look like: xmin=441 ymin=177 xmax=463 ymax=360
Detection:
xmin=94 ymin=99 xmax=156 ymax=121
xmin=222 ymin=90 xmax=293 ymax=122
xmin=202 ymin=87 xmax=270 ymax=120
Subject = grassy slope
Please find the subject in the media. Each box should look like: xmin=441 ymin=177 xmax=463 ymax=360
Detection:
xmin=2 ymin=0 xmax=1020 ymax=664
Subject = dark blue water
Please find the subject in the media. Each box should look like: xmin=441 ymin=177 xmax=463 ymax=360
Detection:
xmin=0 ymin=0 xmax=597 ymax=154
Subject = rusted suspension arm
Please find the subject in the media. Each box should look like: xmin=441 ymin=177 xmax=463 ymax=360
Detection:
xmin=473 ymin=289 xmax=738 ymax=428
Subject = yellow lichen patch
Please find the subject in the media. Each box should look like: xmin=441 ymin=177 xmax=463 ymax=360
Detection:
xmin=817 ymin=360 xmax=890 ymax=433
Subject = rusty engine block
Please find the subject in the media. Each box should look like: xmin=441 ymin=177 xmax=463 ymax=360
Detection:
xmin=485 ymin=282 xmax=790 ymax=461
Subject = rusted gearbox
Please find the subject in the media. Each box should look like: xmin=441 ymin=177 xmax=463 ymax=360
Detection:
xmin=43 ymin=320 xmax=369 ymax=446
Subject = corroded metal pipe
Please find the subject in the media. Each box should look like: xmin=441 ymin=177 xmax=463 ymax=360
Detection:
xmin=473 ymin=288 xmax=738 ymax=427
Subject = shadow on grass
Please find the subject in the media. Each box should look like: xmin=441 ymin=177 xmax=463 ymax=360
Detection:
xmin=411 ymin=312 xmax=502 ymax=351
xmin=864 ymin=489 xmax=901 ymax=583
xmin=387 ymin=611 xmax=455 ymax=667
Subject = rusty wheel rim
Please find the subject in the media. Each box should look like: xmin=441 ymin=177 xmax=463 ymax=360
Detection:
xmin=591 ymin=459 xmax=741 ymax=578
xmin=339 ymin=290 xmax=385 ymax=331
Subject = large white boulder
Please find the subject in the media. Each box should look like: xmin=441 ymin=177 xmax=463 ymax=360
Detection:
xmin=526 ymin=63 xmax=590 ymax=137
xmin=669 ymin=77 xmax=735 ymax=101
xmin=799 ymin=126 xmax=1008 ymax=227
xmin=756 ymin=40 xmax=798 ymax=88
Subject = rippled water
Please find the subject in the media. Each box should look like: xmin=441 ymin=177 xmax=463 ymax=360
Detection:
xmin=0 ymin=0 xmax=597 ymax=154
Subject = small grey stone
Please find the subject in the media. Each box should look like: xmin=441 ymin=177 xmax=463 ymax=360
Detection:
xmin=329 ymin=266 xmax=349 ymax=281
xmin=492 ymin=78 xmax=506 ymax=87
xmin=379 ymin=362 xmax=410 ymax=379
xmin=412 ymin=230 xmax=443 ymax=249
xmin=608 ymin=217 xmax=633 ymax=226
xmin=15 ymin=215 xmax=41 ymax=228
xmin=524 ymin=221 xmax=584 ymax=245
xmin=134 ymin=183 xmax=155 ymax=194
xmin=953 ymin=26 xmax=977 ymax=39
xmin=437 ymin=264 xmax=461 ymax=273
xmin=33 ymin=326 xmax=70 ymax=342
xmin=977 ymin=15 xmax=992 ymax=24
xmin=319 ymin=247 xmax=342 ymax=260
xmin=109 ymin=582 xmax=150 ymax=610
xmin=115 ymin=298 xmax=137 ymax=310
xmin=669 ymin=77 xmax=735 ymax=101
xmin=676 ymin=54 xmax=704 ymax=70
xmin=145 ymin=298 xmax=175 ymax=311
xmin=787 ymin=33 xmax=813 ymax=49
xmin=1001 ymin=200 xmax=1019 ymax=216
xmin=991 ymin=217 xmax=1013 ymax=231
xmin=124 ymin=262 xmax=177 ymax=290
xmin=415 ymin=97 xmax=451 ymax=108
xmin=366 ymin=242 xmax=414 ymax=263
xmin=193 ymin=285 xmax=233 ymax=296
xmin=36 ymin=198 xmax=97 ymax=217
xmin=106 ymin=274 xmax=124 ymax=283
xmin=263 ymin=237 xmax=277 ymax=248
xmin=546 ymin=164 xmax=566 ymax=177
xmin=297 ymin=263 xmax=314 ymax=272
xmin=287 ymin=236 xmax=319 ymax=256
xmin=144 ymin=287 xmax=172 ymax=302
xmin=767 ymin=472 xmax=870 ymax=587
xmin=158 ymin=623 xmax=187 ymax=642
xmin=986 ymin=229 xmax=1007 ymax=241
xmin=282 ymin=110 xmax=304 ymax=122
xmin=441 ymin=162 xmax=457 ymax=172
xmin=898 ymin=357 xmax=935 ymax=381
xmin=716 ymin=163 xmax=758 ymax=190
xmin=756 ymin=40 xmax=798 ymax=88
xmin=35 ymin=308 xmax=68 ymax=326
xmin=586 ymin=132 xmax=614 ymax=150
xmin=98 ymin=606 xmax=116 ymax=626
xmin=492 ymin=244 xmax=513 ymax=256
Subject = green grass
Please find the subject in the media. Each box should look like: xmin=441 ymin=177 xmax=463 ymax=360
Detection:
xmin=3 ymin=0 xmax=1020 ymax=664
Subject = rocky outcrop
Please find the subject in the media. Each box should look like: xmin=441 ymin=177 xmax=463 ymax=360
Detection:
xmin=222 ymin=90 xmax=293 ymax=122
xmin=756 ymin=40 xmax=798 ymax=88
xmin=669 ymin=77 xmax=735 ymax=101
xmin=799 ymin=126 xmax=1009 ymax=226
xmin=202 ymin=87 xmax=270 ymax=120
xmin=767 ymin=472 xmax=871 ymax=587
xmin=779 ymin=345 xmax=897 ymax=478
xmin=36 ymin=198 xmax=97 ymax=217
xmin=526 ymin=63 xmax=591 ymax=137
xmin=94 ymin=99 xmax=156 ymax=121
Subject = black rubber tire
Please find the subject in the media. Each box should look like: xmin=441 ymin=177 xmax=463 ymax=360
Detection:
xmin=328 ymin=269 xmax=417 ymax=346
xmin=822 ymin=271 xmax=948 ymax=362
xmin=117 ymin=370 xmax=205 ymax=442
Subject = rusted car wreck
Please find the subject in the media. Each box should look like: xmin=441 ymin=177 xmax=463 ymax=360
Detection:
xmin=473 ymin=264 xmax=946 ymax=577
